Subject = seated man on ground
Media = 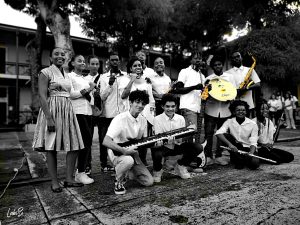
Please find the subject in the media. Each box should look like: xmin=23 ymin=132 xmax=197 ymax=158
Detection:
xmin=215 ymin=100 xmax=260 ymax=170
xmin=102 ymin=90 xmax=154 ymax=195
xmin=151 ymin=94 xmax=205 ymax=183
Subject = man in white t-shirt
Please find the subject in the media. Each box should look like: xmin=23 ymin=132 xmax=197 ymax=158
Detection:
xmin=226 ymin=51 xmax=261 ymax=116
xmin=103 ymin=90 xmax=154 ymax=195
xmin=171 ymin=51 xmax=206 ymax=139
xmin=147 ymin=57 xmax=172 ymax=115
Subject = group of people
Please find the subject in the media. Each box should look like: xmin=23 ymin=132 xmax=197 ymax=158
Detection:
xmin=268 ymin=91 xmax=298 ymax=129
xmin=32 ymin=47 xmax=295 ymax=195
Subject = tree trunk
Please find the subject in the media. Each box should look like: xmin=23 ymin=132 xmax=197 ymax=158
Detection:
xmin=37 ymin=0 xmax=73 ymax=71
xmin=25 ymin=14 xmax=46 ymax=120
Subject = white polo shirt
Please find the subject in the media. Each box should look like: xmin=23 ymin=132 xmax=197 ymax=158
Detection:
xmin=178 ymin=65 xmax=206 ymax=113
xmin=148 ymin=72 xmax=171 ymax=95
xmin=204 ymin=72 xmax=234 ymax=118
xmin=215 ymin=117 xmax=258 ymax=147
xmin=69 ymin=72 xmax=92 ymax=115
xmin=106 ymin=111 xmax=148 ymax=144
xmin=154 ymin=113 xmax=186 ymax=149
xmin=99 ymin=70 xmax=129 ymax=118
xmin=252 ymin=118 xmax=275 ymax=145
xmin=226 ymin=66 xmax=260 ymax=109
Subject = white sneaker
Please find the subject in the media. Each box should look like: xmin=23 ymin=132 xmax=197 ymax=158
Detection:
xmin=75 ymin=172 xmax=94 ymax=184
xmin=153 ymin=169 xmax=163 ymax=183
xmin=175 ymin=164 xmax=191 ymax=179
xmin=114 ymin=180 xmax=126 ymax=195
xmin=215 ymin=156 xmax=229 ymax=166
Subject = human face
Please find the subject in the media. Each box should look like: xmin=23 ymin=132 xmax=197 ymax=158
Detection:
xmin=260 ymin=104 xmax=269 ymax=118
xmin=89 ymin=58 xmax=100 ymax=75
xmin=131 ymin=60 xmax=143 ymax=77
xmin=51 ymin=48 xmax=65 ymax=67
xmin=72 ymin=55 xmax=85 ymax=72
xmin=109 ymin=55 xmax=120 ymax=69
xmin=234 ymin=105 xmax=247 ymax=119
xmin=130 ymin=99 xmax=146 ymax=116
xmin=271 ymin=94 xmax=276 ymax=100
xmin=212 ymin=61 xmax=223 ymax=75
xmin=154 ymin=58 xmax=165 ymax=74
xmin=162 ymin=101 xmax=176 ymax=118
xmin=231 ymin=52 xmax=242 ymax=67
xmin=191 ymin=55 xmax=202 ymax=69
xmin=136 ymin=51 xmax=146 ymax=65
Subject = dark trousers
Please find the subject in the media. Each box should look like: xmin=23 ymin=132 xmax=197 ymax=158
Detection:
xmin=76 ymin=114 xmax=93 ymax=172
xmin=275 ymin=110 xmax=283 ymax=127
xmin=204 ymin=114 xmax=228 ymax=158
xmin=151 ymin=142 xmax=202 ymax=171
xmin=223 ymin=134 xmax=260 ymax=170
xmin=258 ymin=146 xmax=294 ymax=164
xmin=96 ymin=117 xmax=113 ymax=167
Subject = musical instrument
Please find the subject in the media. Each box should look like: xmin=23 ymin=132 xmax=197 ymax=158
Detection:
xmin=208 ymin=78 xmax=237 ymax=101
xmin=119 ymin=127 xmax=196 ymax=149
xmin=220 ymin=146 xmax=277 ymax=164
xmin=239 ymin=53 xmax=256 ymax=91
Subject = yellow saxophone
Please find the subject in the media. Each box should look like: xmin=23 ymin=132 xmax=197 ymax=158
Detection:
xmin=239 ymin=53 xmax=256 ymax=90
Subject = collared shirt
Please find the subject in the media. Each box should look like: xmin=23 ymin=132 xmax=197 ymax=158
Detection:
xmin=69 ymin=71 xmax=92 ymax=115
xmin=154 ymin=112 xmax=186 ymax=149
xmin=99 ymin=70 xmax=129 ymax=118
xmin=148 ymin=72 xmax=171 ymax=95
xmin=267 ymin=99 xmax=280 ymax=112
xmin=215 ymin=117 xmax=258 ymax=147
xmin=252 ymin=118 xmax=275 ymax=145
xmin=226 ymin=66 xmax=260 ymax=109
xmin=106 ymin=111 xmax=148 ymax=144
xmin=204 ymin=72 xmax=234 ymax=118
xmin=177 ymin=65 xmax=206 ymax=113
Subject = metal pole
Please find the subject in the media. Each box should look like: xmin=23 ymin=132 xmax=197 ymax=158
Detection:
xmin=15 ymin=30 xmax=20 ymax=124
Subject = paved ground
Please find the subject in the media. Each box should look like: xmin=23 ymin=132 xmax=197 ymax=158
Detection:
xmin=0 ymin=127 xmax=299 ymax=225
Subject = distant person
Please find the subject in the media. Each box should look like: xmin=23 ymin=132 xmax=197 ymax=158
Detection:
xmin=98 ymin=52 xmax=129 ymax=172
xmin=147 ymin=57 xmax=171 ymax=115
xmin=102 ymin=90 xmax=153 ymax=195
xmin=287 ymin=91 xmax=298 ymax=123
xmin=284 ymin=92 xmax=296 ymax=129
xmin=216 ymin=100 xmax=260 ymax=170
xmin=267 ymin=94 xmax=279 ymax=125
xmin=33 ymin=47 xmax=84 ymax=193
xmin=275 ymin=91 xmax=285 ymax=126
xmin=69 ymin=55 xmax=95 ymax=185
xmin=226 ymin=51 xmax=261 ymax=117
xmin=253 ymin=101 xmax=294 ymax=164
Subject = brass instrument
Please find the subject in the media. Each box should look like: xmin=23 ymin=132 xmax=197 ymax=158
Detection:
xmin=239 ymin=53 xmax=256 ymax=90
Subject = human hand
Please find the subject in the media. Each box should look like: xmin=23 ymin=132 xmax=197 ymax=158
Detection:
xmin=228 ymin=144 xmax=238 ymax=153
xmin=47 ymin=118 xmax=55 ymax=132
xmin=124 ymin=146 xmax=138 ymax=155
xmin=108 ymin=76 xmax=116 ymax=86
xmin=187 ymin=124 xmax=197 ymax=130
xmin=89 ymin=81 xmax=96 ymax=90
xmin=130 ymin=73 xmax=138 ymax=82
xmin=194 ymin=83 xmax=203 ymax=90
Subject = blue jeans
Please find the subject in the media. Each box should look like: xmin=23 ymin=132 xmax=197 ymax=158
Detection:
xmin=204 ymin=114 xmax=228 ymax=158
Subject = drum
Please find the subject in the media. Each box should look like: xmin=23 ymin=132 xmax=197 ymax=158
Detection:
xmin=208 ymin=78 xmax=237 ymax=101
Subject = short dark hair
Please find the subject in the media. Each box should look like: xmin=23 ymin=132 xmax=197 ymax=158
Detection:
xmin=161 ymin=94 xmax=177 ymax=106
xmin=109 ymin=51 xmax=119 ymax=58
xmin=129 ymin=90 xmax=149 ymax=105
xmin=209 ymin=55 xmax=224 ymax=68
xmin=87 ymin=55 xmax=99 ymax=64
xmin=126 ymin=56 xmax=142 ymax=73
xmin=229 ymin=100 xmax=249 ymax=115
xmin=190 ymin=50 xmax=202 ymax=59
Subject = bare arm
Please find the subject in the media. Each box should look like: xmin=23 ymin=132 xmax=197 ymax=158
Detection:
xmin=121 ymin=77 xmax=136 ymax=99
xmin=102 ymin=135 xmax=137 ymax=155
xmin=216 ymin=134 xmax=238 ymax=152
xmin=38 ymin=73 xmax=55 ymax=132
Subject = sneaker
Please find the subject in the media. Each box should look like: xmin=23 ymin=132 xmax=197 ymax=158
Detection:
xmin=292 ymin=126 xmax=297 ymax=130
xmin=85 ymin=167 xmax=91 ymax=175
xmin=153 ymin=169 xmax=163 ymax=183
xmin=114 ymin=181 xmax=126 ymax=195
xmin=215 ymin=156 xmax=229 ymax=166
xmin=191 ymin=167 xmax=204 ymax=173
xmin=286 ymin=126 xmax=291 ymax=129
xmin=75 ymin=171 xmax=94 ymax=184
xmin=175 ymin=164 xmax=191 ymax=179
xmin=206 ymin=157 xmax=214 ymax=166
xmin=101 ymin=165 xmax=115 ymax=172
xmin=164 ymin=157 xmax=176 ymax=171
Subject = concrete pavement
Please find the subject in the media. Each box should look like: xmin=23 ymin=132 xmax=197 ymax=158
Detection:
xmin=0 ymin=128 xmax=299 ymax=224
